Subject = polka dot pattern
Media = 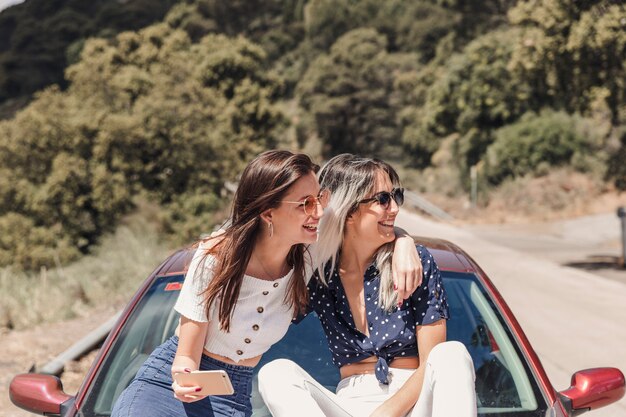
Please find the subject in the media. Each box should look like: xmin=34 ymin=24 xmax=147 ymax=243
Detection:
xmin=295 ymin=245 xmax=449 ymax=385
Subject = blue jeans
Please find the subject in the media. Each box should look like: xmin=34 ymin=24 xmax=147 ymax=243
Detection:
xmin=111 ymin=336 xmax=254 ymax=417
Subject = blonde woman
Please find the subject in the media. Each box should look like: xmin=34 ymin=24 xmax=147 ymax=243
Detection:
xmin=259 ymin=154 xmax=477 ymax=417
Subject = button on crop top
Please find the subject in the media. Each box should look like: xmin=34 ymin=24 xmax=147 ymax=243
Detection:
xmin=174 ymin=242 xmax=295 ymax=362
xmin=301 ymin=245 xmax=449 ymax=384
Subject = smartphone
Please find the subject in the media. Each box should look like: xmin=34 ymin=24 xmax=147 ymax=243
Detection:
xmin=174 ymin=370 xmax=235 ymax=396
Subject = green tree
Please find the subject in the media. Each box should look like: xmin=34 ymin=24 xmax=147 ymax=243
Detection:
xmin=484 ymin=110 xmax=601 ymax=184
xmin=566 ymin=4 xmax=626 ymax=120
xmin=402 ymin=28 xmax=537 ymax=168
xmin=508 ymin=0 xmax=626 ymax=119
xmin=0 ymin=0 xmax=177 ymax=113
xmin=303 ymin=0 xmax=354 ymax=50
xmin=297 ymin=28 xmax=416 ymax=158
xmin=400 ymin=0 xmax=624 ymax=181
xmin=0 ymin=23 xmax=285 ymax=269
xmin=373 ymin=1 xmax=459 ymax=60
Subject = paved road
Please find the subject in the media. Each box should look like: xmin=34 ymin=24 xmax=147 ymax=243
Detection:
xmin=396 ymin=210 xmax=626 ymax=417
xmin=465 ymin=213 xmax=626 ymax=286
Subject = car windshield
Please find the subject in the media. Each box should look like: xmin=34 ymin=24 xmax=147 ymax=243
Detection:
xmin=81 ymin=272 xmax=548 ymax=417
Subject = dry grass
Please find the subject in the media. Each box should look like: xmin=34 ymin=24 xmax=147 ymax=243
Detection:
xmin=476 ymin=169 xmax=626 ymax=223
xmin=399 ymin=164 xmax=626 ymax=225
xmin=0 ymin=211 xmax=174 ymax=330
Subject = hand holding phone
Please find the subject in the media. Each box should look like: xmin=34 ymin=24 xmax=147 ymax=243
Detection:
xmin=174 ymin=370 xmax=234 ymax=396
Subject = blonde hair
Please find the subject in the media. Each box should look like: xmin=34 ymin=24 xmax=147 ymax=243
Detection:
xmin=315 ymin=154 xmax=401 ymax=312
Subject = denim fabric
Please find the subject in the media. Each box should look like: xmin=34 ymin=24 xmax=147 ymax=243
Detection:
xmin=111 ymin=336 xmax=254 ymax=417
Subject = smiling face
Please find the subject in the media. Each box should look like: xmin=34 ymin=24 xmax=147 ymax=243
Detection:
xmin=347 ymin=169 xmax=399 ymax=246
xmin=266 ymin=171 xmax=324 ymax=246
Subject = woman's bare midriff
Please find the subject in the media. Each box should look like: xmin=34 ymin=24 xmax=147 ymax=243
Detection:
xmin=340 ymin=356 xmax=419 ymax=379
xmin=203 ymin=349 xmax=262 ymax=367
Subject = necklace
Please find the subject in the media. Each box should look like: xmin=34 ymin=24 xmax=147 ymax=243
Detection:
xmin=254 ymin=251 xmax=288 ymax=280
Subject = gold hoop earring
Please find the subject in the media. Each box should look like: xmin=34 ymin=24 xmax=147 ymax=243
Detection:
xmin=268 ymin=222 xmax=274 ymax=238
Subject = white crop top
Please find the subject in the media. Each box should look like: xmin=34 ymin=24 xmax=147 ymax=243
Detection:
xmin=174 ymin=242 xmax=297 ymax=362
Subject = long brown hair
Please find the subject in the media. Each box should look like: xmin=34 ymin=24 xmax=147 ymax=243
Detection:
xmin=198 ymin=150 xmax=318 ymax=331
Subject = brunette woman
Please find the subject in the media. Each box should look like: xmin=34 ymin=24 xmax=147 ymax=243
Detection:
xmin=112 ymin=151 xmax=325 ymax=417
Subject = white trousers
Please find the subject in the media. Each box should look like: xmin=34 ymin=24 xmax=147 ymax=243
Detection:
xmin=258 ymin=341 xmax=477 ymax=417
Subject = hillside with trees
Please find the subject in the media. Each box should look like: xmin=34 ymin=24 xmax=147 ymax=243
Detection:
xmin=0 ymin=0 xmax=625 ymax=270
xmin=0 ymin=0 xmax=178 ymax=118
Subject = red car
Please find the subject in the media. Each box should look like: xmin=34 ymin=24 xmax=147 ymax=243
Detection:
xmin=10 ymin=238 xmax=625 ymax=417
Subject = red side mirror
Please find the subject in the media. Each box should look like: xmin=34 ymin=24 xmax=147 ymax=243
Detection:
xmin=559 ymin=368 xmax=625 ymax=414
xmin=9 ymin=373 xmax=73 ymax=415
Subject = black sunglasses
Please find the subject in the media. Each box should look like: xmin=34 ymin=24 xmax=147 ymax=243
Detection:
xmin=357 ymin=188 xmax=404 ymax=209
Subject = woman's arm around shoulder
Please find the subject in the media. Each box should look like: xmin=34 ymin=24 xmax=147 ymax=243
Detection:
xmin=392 ymin=227 xmax=423 ymax=303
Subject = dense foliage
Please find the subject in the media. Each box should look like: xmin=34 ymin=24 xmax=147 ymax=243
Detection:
xmin=297 ymin=28 xmax=410 ymax=159
xmin=0 ymin=23 xmax=285 ymax=268
xmin=0 ymin=0 xmax=624 ymax=269
xmin=0 ymin=0 xmax=178 ymax=117
xmin=484 ymin=111 xmax=602 ymax=184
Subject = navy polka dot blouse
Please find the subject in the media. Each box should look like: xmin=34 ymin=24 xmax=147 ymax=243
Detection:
xmin=296 ymin=245 xmax=449 ymax=384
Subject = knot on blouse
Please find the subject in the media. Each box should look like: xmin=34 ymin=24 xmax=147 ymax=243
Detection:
xmin=374 ymin=355 xmax=390 ymax=384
